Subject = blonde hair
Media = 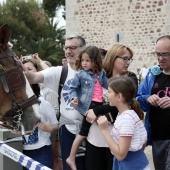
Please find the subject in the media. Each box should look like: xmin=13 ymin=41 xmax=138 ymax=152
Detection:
xmin=103 ymin=44 xmax=133 ymax=78
xmin=22 ymin=58 xmax=43 ymax=72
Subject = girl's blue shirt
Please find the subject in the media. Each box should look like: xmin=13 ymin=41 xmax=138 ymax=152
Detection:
xmin=69 ymin=68 xmax=108 ymax=115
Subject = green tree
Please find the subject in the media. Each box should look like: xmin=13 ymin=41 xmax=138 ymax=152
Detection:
xmin=42 ymin=0 xmax=65 ymax=25
xmin=0 ymin=0 xmax=65 ymax=66
xmin=42 ymin=0 xmax=65 ymax=18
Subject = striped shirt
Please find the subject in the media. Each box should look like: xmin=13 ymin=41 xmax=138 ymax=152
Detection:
xmin=111 ymin=110 xmax=147 ymax=151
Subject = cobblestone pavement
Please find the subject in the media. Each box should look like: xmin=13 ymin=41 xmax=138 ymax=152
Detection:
xmin=144 ymin=146 xmax=155 ymax=170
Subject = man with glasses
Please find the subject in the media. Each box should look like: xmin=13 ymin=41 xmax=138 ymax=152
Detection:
xmin=24 ymin=35 xmax=87 ymax=170
xmin=137 ymin=35 xmax=170 ymax=170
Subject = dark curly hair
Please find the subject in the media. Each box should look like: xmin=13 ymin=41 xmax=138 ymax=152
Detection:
xmin=75 ymin=46 xmax=103 ymax=73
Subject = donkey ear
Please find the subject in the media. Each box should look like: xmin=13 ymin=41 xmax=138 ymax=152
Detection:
xmin=0 ymin=24 xmax=10 ymax=51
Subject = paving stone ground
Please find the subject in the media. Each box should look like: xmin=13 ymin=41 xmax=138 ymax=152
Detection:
xmin=144 ymin=146 xmax=155 ymax=170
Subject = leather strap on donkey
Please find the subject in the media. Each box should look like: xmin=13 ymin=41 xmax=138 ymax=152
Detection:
xmin=0 ymin=57 xmax=39 ymax=130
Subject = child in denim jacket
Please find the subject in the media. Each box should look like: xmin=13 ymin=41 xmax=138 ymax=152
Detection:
xmin=66 ymin=46 xmax=109 ymax=170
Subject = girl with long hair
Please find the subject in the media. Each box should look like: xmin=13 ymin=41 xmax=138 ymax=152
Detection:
xmin=97 ymin=77 xmax=150 ymax=170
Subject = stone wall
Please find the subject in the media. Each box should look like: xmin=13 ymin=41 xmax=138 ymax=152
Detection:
xmin=66 ymin=0 xmax=170 ymax=73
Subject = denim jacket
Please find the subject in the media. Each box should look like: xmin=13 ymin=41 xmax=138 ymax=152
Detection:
xmin=69 ymin=69 xmax=108 ymax=115
xmin=136 ymin=65 xmax=166 ymax=145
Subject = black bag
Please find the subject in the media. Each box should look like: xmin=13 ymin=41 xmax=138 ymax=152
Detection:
xmin=58 ymin=64 xmax=68 ymax=120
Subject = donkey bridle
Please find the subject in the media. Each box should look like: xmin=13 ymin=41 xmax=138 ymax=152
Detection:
xmin=0 ymin=52 xmax=38 ymax=130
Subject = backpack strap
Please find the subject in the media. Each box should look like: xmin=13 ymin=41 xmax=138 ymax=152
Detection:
xmin=57 ymin=64 xmax=68 ymax=120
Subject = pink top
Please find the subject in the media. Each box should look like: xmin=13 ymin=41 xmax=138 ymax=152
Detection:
xmin=87 ymin=88 xmax=113 ymax=147
xmin=92 ymin=79 xmax=103 ymax=102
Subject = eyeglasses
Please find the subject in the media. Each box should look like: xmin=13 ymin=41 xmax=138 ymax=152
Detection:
xmin=117 ymin=56 xmax=133 ymax=63
xmin=152 ymin=52 xmax=170 ymax=58
xmin=63 ymin=46 xmax=81 ymax=51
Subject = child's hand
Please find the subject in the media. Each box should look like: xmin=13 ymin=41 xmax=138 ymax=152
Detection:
xmin=38 ymin=120 xmax=52 ymax=132
xmin=71 ymin=98 xmax=78 ymax=107
xmin=86 ymin=109 xmax=97 ymax=123
xmin=97 ymin=116 xmax=109 ymax=132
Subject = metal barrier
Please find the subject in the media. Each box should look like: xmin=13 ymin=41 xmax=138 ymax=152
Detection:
xmin=0 ymin=129 xmax=51 ymax=170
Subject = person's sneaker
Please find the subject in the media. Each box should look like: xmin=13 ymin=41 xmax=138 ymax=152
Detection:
xmin=78 ymin=146 xmax=86 ymax=152
xmin=76 ymin=140 xmax=86 ymax=157
xmin=76 ymin=146 xmax=86 ymax=157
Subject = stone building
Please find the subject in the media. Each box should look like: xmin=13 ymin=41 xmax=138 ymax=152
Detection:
xmin=65 ymin=0 xmax=170 ymax=73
